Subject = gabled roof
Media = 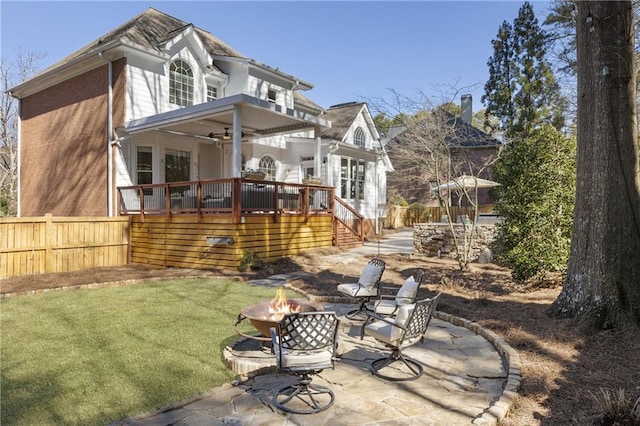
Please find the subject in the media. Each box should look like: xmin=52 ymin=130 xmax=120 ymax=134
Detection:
xmin=293 ymin=92 xmax=324 ymax=115
xmin=320 ymin=102 xmax=365 ymax=141
xmin=39 ymin=8 xmax=244 ymax=78
xmin=11 ymin=8 xmax=311 ymax=97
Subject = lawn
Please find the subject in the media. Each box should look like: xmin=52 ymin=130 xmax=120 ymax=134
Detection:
xmin=0 ymin=278 xmax=278 ymax=425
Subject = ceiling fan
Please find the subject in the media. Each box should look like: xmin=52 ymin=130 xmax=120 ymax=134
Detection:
xmin=208 ymin=127 xmax=245 ymax=140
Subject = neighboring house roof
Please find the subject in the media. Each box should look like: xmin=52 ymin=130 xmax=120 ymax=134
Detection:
xmin=320 ymin=102 xmax=365 ymax=141
xmin=390 ymin=111 xmax=502 ymax=149
xmin=442 ymin=112 xmax=502 ymax=148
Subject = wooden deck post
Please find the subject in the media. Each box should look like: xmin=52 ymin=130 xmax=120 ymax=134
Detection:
xmin=232 ymin=178 xmax=242 ymax=224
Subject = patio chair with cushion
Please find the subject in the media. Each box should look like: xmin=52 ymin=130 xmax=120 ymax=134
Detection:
xmin=362 ymin=293 xmax=441 ymax=381
xmin=336 ymin=258 xmax=386 ymax=320
xmin=270 ymin=311 xmax=340 ymax=414
xmin=372 ymin=269 xmax=425 ymax=317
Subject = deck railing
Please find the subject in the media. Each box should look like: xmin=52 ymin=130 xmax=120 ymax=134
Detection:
xmin=117 ymin=178 xmax=334 ymax=224
xmin=333 ymin=197 xmax=364 ymax=242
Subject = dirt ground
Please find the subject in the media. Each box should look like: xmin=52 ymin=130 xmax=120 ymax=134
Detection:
xmin=2 ymin=247 xmax=639 ymax=425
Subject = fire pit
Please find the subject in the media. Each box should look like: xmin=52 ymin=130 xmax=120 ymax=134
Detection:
xmin=234 ymin=289 xmax=324 ymax=341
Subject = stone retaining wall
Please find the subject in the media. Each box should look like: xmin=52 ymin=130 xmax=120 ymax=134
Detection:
xmin=414 ymin=222 xmax=497 ymax=261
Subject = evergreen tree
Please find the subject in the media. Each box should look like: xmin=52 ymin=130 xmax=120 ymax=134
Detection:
xmin=483 ymin=2 xmax=564 ymax=136
xmin=483 ymin=2 xmax=572 ymax=281
xmin=372 ymin=113 xmax=392 ymax=138
xmin=482 ymin=20 xmax=517 ymax=135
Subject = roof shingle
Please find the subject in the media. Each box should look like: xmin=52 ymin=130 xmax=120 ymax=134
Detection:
xmin=37 ymin=8 xmax=245 ymax=77
xmin=320 ymin=102 xmax=364 ymax=140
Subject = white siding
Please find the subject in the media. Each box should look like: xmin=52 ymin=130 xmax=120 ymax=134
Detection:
xmin=346 ymin=113 xmax=375 ymax=149
xmin=126 ymin=42 xmax=229 ymax=120
xmin=126 ymin=56 xmax=166 ymax=120
xmin=199 ymin=143 xmax=223 ymax=179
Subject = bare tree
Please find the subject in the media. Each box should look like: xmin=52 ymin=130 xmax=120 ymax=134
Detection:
xmin=548 ymin=1 xmax=640 ymax=329
xmin=0 ymin=50 xmax=45 ymax=216
xmin=373 ymin=89 xmax=500 ymax=270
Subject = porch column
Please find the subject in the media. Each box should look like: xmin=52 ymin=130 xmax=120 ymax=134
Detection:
xmin=314 ymin=126 xmax=322 ymax=180
xmin=231 ymin=106 xmax=242 ymax=177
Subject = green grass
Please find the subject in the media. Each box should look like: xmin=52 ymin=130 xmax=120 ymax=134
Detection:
xmin=0 ymin=278 xmax=279 ymax=425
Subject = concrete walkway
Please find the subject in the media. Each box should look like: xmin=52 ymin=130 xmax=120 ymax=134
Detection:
xmin=113 ymin=229 xmax=521 ymax=426
xmin=351 ymin=228 xmax=415 ymax=256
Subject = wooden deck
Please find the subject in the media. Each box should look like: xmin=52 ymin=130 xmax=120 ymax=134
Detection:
xmin=129 ymin=214 xmax=333 ymax=270
xmin=119 ymin=178 xmax=355 ymax=270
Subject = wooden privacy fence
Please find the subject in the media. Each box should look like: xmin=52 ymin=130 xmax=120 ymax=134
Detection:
xmin=0 ymin=214 xmax=130 ymax=278
xmin=385 ymin=205 xmax=490 ymax=229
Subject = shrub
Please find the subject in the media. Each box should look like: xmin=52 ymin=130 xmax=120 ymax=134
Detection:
xmin=589 ymin=388 xmax=640 ymax=425
xmin=388 ymin=193 xmax=409 ymax=207
xmin=238 ymin=251 xmax=264 ymax=272
xmin=492 ymin=125 xmax=576 ymax=282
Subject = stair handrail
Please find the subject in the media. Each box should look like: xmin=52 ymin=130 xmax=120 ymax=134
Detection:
xmin=333 ymin=197 xmax=364 ymax=242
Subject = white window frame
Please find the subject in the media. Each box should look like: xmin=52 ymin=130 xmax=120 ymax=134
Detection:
xmin=354 ymin=127 xmax=366 ymax=147
xmin=169 ymin=59 xmax=194 ymax=107
xmin=340 ymin=157 xmax=366 ymax=201
xmin=258 ymin=155 xmax=276 ymax=180
xmin=206 ymin=85 xmax=218 ymax=102
xmin=267 ymin=88 xmax=277 ymax=104
xmin=136 ymin=146 xmax=154 ymax=185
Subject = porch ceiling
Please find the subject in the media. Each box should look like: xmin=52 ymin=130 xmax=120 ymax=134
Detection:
xmin=124 ymin=94 xmax=331 ymax=139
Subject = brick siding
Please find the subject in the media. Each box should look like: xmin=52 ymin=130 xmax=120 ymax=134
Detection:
xmin=20 ymin=58 xmax=126 ymax=216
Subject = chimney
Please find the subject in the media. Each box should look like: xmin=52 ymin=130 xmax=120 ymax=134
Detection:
xmin=461 ymin=94 xmax=472 ymax=124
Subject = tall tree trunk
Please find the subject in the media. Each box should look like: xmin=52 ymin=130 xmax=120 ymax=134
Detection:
xmin=549 ymin=1 xmax=640 ymax=329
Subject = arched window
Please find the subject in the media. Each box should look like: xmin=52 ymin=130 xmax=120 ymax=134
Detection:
xmin=258 ymin=155 xmax=276 ymax=180
xmin=169 ymin=60 xmax=193 ymax=107
xmin=354 ymin=127 xmax=366 ymax=147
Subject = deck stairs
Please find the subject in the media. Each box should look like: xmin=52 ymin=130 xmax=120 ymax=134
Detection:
xmin=333 ymin=197 xmax=364 ymax=248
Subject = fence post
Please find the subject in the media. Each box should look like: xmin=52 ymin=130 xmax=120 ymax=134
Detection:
xmin=45 ymin=213 xmax=55 ymax=273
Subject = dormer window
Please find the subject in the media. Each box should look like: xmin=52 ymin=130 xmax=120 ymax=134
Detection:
xmin=169 ymin=59 xmax=193 ymax=107
xmin=267 ymin=88 xmax=277 ymax=104
xmin=354 ymin=127 xmax=366 ymax=147
xmin=207 ymin=85 xmax=218 ymax=102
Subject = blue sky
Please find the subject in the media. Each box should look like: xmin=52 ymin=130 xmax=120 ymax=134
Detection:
xmin=1 ymin=1 xmax=550 ymax=114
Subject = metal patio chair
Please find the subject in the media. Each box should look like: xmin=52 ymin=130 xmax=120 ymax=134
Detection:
xmin=371 ymin=269 xmax=425 ymax=317
xmin=270 ymin=311 xmax=340 ymax=414
xmin=362 ymin=294 xmax=441 ymax=381
xmin=336 ymin=258 xmax=386 ymax=319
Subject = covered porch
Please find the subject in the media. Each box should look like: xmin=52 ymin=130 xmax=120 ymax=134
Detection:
xmin=114 ymin=94 xmax=331 ymax=194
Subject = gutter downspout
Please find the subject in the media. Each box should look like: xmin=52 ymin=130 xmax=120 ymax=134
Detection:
xmin=99 ymin=52 xmax=114 ymax=216
xmin=314 ymin=126 xmax=322 ymax=181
